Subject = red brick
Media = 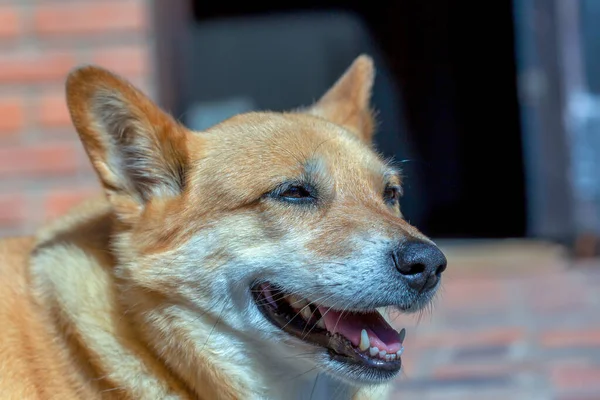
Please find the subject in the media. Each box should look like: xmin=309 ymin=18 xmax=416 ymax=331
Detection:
xmin=541 ymin=328 xmax=600 ymax=348
xmin=524 ymin=274 xmax=592 ymax=312
xmin=441 ymin=277 xmax=511 ymax=311
xmin=413 ymin=328 xmax=525 ymax=349
xmin=0 ymin=52 xmax=76 ymax=84
xmin=433 ymin=362 xmax=533 ymax=379
xmin=0 ymin=144 xmax=80 ymax=177
xmin=0 ymin=97 xmax=24 ymax=134
xmin=0 ymin=7 xmax=19 ymax=40
xmin=34 ymin=2 xmax=146 ymax=36
xmin=44 ymin=188 xmax=101 ymax=220
xmin=91 ymin=45 xmax=148 ymax=78
xmin=556 ymin=395 xmax=600 ymax=400
xmin=551 ymin=365 xmax=600 ymax=391
xmin=0 ymin=194 xmax=26 ymax=227
xmin=37 ymin=91 xmax=71 ymax=128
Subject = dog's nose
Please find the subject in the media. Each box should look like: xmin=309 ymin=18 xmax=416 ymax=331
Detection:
xmin=392 ymin=241 xmax=447 ymax=291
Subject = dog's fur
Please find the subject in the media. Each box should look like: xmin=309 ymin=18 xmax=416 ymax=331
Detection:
xmin=0 ymin=55 xmax=441 ymax=399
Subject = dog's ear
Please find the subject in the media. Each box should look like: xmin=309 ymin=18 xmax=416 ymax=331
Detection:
xmin=307 ymin=55 xmax=376 ymax=143
xmin=66 ymin=66 xmax=188 ymax=222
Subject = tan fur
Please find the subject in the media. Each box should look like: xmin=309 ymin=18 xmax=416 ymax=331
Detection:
xmin=0 ymin=55 xmax=436 ymax=399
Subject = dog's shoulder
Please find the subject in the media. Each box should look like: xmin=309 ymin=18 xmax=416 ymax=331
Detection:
xmin=0 ymin=235 xmax=36 ymax=316
xmin=0 ymin=197 xmax=114 ymax=399
xmin=0 ymin=235 xmax=35 ymax=275
xmin=0 ymin=236 xmax=43 ymax=399
xmin=33 ymin=196 xmax=113 ymax=255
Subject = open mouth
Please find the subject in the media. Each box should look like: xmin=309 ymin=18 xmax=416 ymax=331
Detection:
xmin=252 ymin=282 xmax=406 ymax=378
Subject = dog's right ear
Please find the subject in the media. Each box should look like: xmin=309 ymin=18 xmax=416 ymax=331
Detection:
xmin=306 ymin=55 xmax=376 ymax=143
xmin=66 ymin=66 xmax=189 ymax=223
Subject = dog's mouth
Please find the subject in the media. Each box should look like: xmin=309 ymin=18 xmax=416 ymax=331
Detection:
xmin=252 ymin=282 xmax=405 ymax=378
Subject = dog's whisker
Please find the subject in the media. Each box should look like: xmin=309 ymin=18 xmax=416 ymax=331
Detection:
xmin=302 ymin=298 xmax=343 ymax=341
xmin=327 ymin=301 xmax=350 ymax=345
xmin=199 ymin=301 xmax=228 ymax=353
xmin=285 ymin=366 xmax=318 ymax=382
xmin=281 ymin=351 xmax=317 ymax=358
xmin=299 ymin=293 xmax=339 ymax=336
xmin=251 ymin=288 xmax=331 ymax=309
xmin=280 ymin=293 xmax=336 ymax=332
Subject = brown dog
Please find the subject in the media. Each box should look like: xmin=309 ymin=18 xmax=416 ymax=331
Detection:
xmin=0 ymin=55 xmax=446 ymax=399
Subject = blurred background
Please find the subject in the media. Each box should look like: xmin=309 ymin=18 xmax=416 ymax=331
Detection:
xmin=0 ymin=0 xmax=599 ymax=398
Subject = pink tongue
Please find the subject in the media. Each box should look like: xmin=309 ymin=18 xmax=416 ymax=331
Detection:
xmin=317 ymin=307 xmax=402 ymax=354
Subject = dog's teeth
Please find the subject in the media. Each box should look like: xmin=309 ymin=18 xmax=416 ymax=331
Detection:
xmin=298 ymin=299 xmax=309 ymax=308
xmin=288 ymin=296 xmax=309 ymax=312
xmin=378 ymin=350 xmax=387 ymax=358
xmin=287 ymin=296 xmax=298 ymax=309
xmin=385 ymin=354 xmax=391 ymax=361
xmin=399 ymin=328 xmax=406 ymax=342
xmin=369 ymin=347 xmax=379 ymax=357
xmin=288 ymin=295 xmax=300 ymax=307
xmin=359 ymin=329 xmax=370 ymax=351
xmin=396 ymin=346 xmax=404 ymax=357
xmin=300 ymin=307 xmax=312 ymax=321
xmin=316 ymin=318 xmax=326 ymax=329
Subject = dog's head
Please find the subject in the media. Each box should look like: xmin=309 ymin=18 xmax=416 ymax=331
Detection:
xmin=66 ymin=55 xmax=446 ymax=387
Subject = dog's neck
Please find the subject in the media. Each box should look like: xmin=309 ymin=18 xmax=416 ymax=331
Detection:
xmin=28 ymin=200 xmax=193 ymax=398
xmin=26 ymin=199 xmax=383 ymax=400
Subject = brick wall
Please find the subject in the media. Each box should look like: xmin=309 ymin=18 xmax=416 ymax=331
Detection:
xmin=0 ymin=0 xmax=157 ymax=237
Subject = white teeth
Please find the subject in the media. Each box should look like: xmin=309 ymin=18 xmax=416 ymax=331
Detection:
xmin=287 ymin=296 xmax=298 ymax=309
xmin=396 ymin=346 xmax=404 ymax=357
xmin=365 ymin=343 xmax=400 ymax=361
xmin=288 ymin=295 xmax=307 ymax=311
xmin=316 ymin=318 xmax=326 ymax=329
xmin=359 ymin=329 xmax=370 ymax=351
xmin=300 ymin=307 xmax=312 ymax=321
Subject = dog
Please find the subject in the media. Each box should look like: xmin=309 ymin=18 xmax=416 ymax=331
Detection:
xmin=0 ymin=55 xmax=446 ymax=399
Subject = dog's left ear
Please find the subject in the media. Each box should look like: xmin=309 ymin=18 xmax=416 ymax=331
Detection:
xmin=66 ymin=66 xmax=189 ymax=223
xmin=307 ymin=55 xmax=376 ymax=143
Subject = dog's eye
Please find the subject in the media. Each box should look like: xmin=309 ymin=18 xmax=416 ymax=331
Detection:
xmin=269 ymin=183 xmax=317 ymax=204
xmin=267 ymin=182 xmax=317 ymax=205
xmin=384 ymin=185 xmax=402 ymax=205
xmin=281 ymin=186 xmax=312 ymax=199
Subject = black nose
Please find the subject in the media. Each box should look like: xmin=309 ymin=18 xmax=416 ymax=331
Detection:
xmin=392 ymin=241 xmax=447 ymax=291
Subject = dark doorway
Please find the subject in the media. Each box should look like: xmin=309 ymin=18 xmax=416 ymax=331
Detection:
xmin=181 ymin=0 xmax=526 ymax=239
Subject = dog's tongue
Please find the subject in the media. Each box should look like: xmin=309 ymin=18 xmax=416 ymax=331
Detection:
xmin=317 ymin=307 xmax=402 ymax=354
